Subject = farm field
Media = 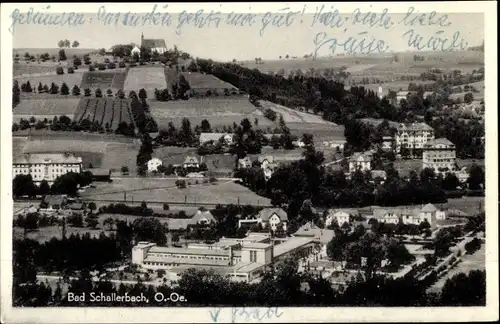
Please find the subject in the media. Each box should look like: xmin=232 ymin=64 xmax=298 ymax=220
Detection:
xmin=124 ymin=67 xmax=167 ymax=97
xmin=80 ymin=70 xmax=129 ymax=90
xmin=258 ymin=100 xmax=333 ymax=125
xmin=73 ymin=98 xmax=132 ymax=128
xmin=13 ymin=226 xmax=110 ymax=243
xmin=151 ymin=98 xmax=273 ymax=128
xmin=180 ymin=72 xmax=238 ymax=90
xmin=13 ymin=98 xmax=80 ymax=122
xmin=80 ymin=178 xmax=271 ymax=206
xmin=13 ymin=64 xmax=62 ymax=77
xmin=15 ymin=73 xmax=85 ymax=92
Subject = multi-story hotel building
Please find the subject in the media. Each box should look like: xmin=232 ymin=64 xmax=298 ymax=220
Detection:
xmin=395 ymin=122 xmax=435 ymax=152
xmin=13 ymin=153 xmax=83 ymax=184
xmin=422 ymin=138 xmax=457 ymax=173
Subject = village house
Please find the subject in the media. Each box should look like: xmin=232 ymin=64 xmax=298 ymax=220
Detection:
xmin=256 ymin=208 xmax=288 ymax=231
xmin=382 ymin=136 xmax=394 ymax=151
xmin=258 ymin=156 xmax=278 ymax=180
xmin=369 ymin=203 xmax=446 ymax=229
xmin=370 ymin=170 xmax=387 ymax=182
xmin=199 ymin=133 xmax=234 ymax=146
xmin=422 ymin=138 xmax=457 ymax=173
xmin=322 ymin=140 xmax=346 ymax=150
xmin=237 ymin=156 xmax=252 ymax=169
xmin=396 ymin=91 xmax=412 ymax=102
xmin=395 ymin=122 xmax=435 ymax=152
xmin=191 ymin=208 xmax=217 ymax=226
xmin=40 ymin=195 xmax=67 ymax=211
xmin=183 ymin=156 xmax=200 ymax=169
xmin=147 ymin=157 xmax=163 ymax=172
xmin=325 ymin=209 xmax=357 ymax=227
xmin=348 ymin=152 xmax=373 ymax=173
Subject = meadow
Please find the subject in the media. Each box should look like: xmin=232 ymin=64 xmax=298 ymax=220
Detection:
xmin=80 ymin=178 xmax=271 ymax=206
xmin=15 ymin=73 xmax=85 ymax=93
xmin=13 ymin=98 xmax=80 ymax=122
xmin=16 ymin=136 xmax=140 ymax=171
xmin=151 ymin=97 xmax=273 ymax=128
xmin=180 ymin=72 xmax=238 ymax=90
xmin=124 ymin=66 xmax=167 ymax=97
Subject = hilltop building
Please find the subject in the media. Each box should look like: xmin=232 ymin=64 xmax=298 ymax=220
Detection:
xmin=13 ymin=153 xmax=82 ymax=184
xmin=141 ymin=33 xmax=167 ymax=54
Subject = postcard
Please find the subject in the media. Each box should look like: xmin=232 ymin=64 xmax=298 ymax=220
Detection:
xmin=1 ymin=2 xmax=498 ymax=323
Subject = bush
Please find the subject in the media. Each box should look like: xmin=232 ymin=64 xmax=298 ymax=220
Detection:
xmin=89 ymin=66 xmax=95 ymax=72
xmin=56 ymin=66 xmax=64 ymax=75
xmin=264 ymin=108 xmax=277 ymax=121
xmin=98 ymin=64 xmax=106 ymax=70
xmin=67 ymin=67 xmax=75 ymax=74
xmin=118 ymin=61 xmax=126 ymax=68
xmin=108 ymin=62 xmax=116 ymax=69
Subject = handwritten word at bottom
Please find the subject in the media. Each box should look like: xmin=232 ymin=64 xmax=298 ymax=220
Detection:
xmin=209 ymin=307 xmax=283 ymax=323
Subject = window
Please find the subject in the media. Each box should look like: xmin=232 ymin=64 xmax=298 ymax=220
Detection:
xmin=250 ymin=251 xmax=257 ymax=263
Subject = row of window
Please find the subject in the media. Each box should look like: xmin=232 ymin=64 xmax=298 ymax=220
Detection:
xmin=148 ymin=253 xmax=229 ymax=261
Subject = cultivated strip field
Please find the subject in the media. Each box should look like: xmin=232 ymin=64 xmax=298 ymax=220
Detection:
xmin=80 ymin=71 xmax=128 ymax=90
xmin=124 ymin=67 xmax=167 ymax=97
xmin=13 ymin=99 xmax=80 ymax=122
xmin=74 ymin=98 xmax=133 ymax=127
xmin=258 ymin=100 xmax=333 ymax=124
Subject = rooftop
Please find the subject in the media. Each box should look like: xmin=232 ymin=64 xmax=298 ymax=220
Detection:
xmin=141 ymin=38 xmax=167 ymax=49
xmin=199 ymin=133 xmax=233 ymax=144
xmin=241 ymin=242 xmax=273 ymax=250
xmin=273 ymin=237 xmax=315 ymax=258
xmin=424 ymin=138 xmax=455 ymax=147
xmin=234 ymin=262 xmax=266 ymax=274
xmin=398 ymin=122 xmax=434 ymax=132
xmin=144 ymin=256 xmax=230 ymax=267
xmin=148 ymin=246 xmax=230 ymax=256
xmin=257 ymin=208 xmax=288 ymax=221
xmin=14 ymin=153 xmax=82 ymax=165
xmin=183 ymin=156 xmax=199 ymax=164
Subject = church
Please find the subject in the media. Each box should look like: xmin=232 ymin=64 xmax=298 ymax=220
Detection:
xmin=131 ymin=33 xmax=167 ymax=56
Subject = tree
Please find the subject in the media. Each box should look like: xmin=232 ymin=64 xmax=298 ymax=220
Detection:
xmin=73 ymin=57 xmax=82 ymax=67
xmin=72 ymin=40 xmax=80 ymax=48
xmin=64 ymin=39 xmax=71 ymax=48
xmin=25 ymin=81 xmax=33 ymax=92
xmin=433 ymin=228 xmax=454 ymax=257
xmin=138 ymin=88 xmax=147 ymax=99
xmin=88 ymin=202 xmax=97 ymax=213
xmin=132 ymin=218 xmax=167 ymax=244
xmin=301 ymin=133 xmax=314 ymax=147
xmin=95 ymin=88 xmax=103 ymax=97
xmin=12 ymin=123 xmax=19 ymax=132
xmin=467 ymin=164 xmax=484 ymax=190
xmin=72 ymin=85 xmax=81 ymax=96
xmin=84 ymin=88 xmax=91 ymax=97
xmin=440 ymin=270 xmax=486 ymax=306
xmin=12 ymin=80 xmax=20 ymax=108
xmin=50 ymin=173 xmax=79 ymax=196
xmin=50 ymin=83 xmax=59 ymax=94
xmin=13 ymin=175 xmax=38 ymax=198
xmin=200 ymin=119 xmax=212 ymax=132
xmin=121 ymin=166 xmax=129 ymax=175
xmin=464 ymin=92 xmax=474 ymax=104
xmin=60 ymin=83 xmax=70 ymax=95
xmin=59 ymin=49 xmax=67 ymax=61
xmin=39 ymin=180 xmax=50 ymax=196
xmin=163 ymin=203 xmax=170 ymax=211
xmin=58 ymin=40 xmax=65 ymax=48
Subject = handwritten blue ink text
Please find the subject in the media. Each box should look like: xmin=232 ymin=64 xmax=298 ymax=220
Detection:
xmin=9 ymin=6 xmax=85 ymax=34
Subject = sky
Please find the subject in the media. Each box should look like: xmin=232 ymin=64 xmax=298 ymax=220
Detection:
xmin=10 ymin=9 xmax=484 ymax=61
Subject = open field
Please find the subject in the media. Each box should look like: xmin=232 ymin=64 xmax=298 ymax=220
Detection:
xmin=13 ymin=98 xmax=80 ymax=122
xmin=15 ymin=73 xmax=85 ymax=92
xmin=151 ymin=98 xmax=273 ymax=128
xmin=124 ymin=67 xmax=167 ymax=97
xmin=15 ymin=136 xmax=140 ymax=171
xmin=180 ymin=72 xmax=238 ymax=90
xmin=80 ymin=70 xmax=129 ymax=90
xmin=259 ymin=100 xmax=333 ymax=125
xmin=13 ymin=64 xmax=63 ymax=77
xmin=13 ymin=48 xmax=99 ymax=57
xmin=80 ymin=178 xmax=271 ymax=206
xmin=74 ymin=98 xmax=132 ymax=127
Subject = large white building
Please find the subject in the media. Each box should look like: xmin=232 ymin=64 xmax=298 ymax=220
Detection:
xmin=13 ymin=153 xmax=82 ymax=184
xmin=395 ymin=122 xmax=435 ymax=152
xmin=422 ymin=138 xmax=457 ymax=173
xmin=369 ymin=203 xmax=446 ymax=229
xmin=132 ymin=235 xmax=315 ymax=282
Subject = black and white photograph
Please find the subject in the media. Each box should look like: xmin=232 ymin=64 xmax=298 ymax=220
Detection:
xmin=1 ymin=2 xmax=497 ymax=323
